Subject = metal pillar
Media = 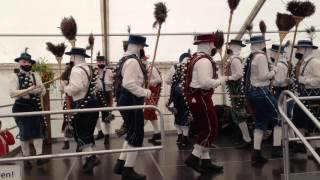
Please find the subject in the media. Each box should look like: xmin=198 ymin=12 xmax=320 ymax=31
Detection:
xmin=100 ymin=0 xmax=110 ymax=62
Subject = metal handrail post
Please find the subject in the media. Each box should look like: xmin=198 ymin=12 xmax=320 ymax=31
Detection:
xmin=278 ymin=91 xmax=320 ymax=164
xmin=281 ymin=94 xmax=290 ymax=180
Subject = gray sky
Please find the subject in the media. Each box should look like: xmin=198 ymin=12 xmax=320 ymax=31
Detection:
xmin=0 ymin=0 xmax=319 ymax=63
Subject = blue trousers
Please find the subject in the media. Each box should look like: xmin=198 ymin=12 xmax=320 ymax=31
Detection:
xmin=117 ymin=88 xmax=145 ymax=147
xmin=246 ymin=86 xmax=279 ymax=131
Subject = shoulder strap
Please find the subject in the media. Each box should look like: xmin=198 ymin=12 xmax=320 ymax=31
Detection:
xmin=78 ymin=66 xmax=91 ymax=82
xmin=279 ymin=61 xmax=288 ymax=68
xmin=31 ymin=73 xmax=37 ymax=86
xmin=301 ymin=57 xmax=316 ymax=76
xmin=15 ymin=72 xmax=23 ymax=90
xmin=102 ymin=69 xmax=106 ymax=92
xmin=231 ymin=56 xmax=243 ymax=63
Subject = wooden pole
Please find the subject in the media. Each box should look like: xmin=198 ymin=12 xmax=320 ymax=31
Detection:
xmin=147 ymin=25 xmax=162 ymax=87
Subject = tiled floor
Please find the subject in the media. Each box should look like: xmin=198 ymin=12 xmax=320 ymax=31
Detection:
xmin=4 ymin=132 xmax=320 ymax=180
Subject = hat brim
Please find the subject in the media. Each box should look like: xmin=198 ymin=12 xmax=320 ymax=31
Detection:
xmin=294 ymin=45 xmax=318 ymax=49
xmin=271 ymin=49 xmax=285 ymax=53
xmin=128 ymin=42 xmax=149 ymax=47
xmin=65 ymin=52 xmax=91 ymax=58
xmin=193 ymin=40 xmax=215 ymax=45
xmin=228 ymin=42 xmax=246 ymax=47
xmin=15 ymin=57 xmax=36 ymax=64
xmin=246 ymin=39 xmax=271 ymax=44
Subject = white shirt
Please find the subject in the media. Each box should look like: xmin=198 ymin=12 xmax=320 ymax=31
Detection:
xmin=122 ymin=57 xmax=149 ymax=98
xmin=9 ymin=70 xmax=45 ymax=99
xmin=64 ymin=62 xmax=93 ymax=101
xmin=298 ymin=54 xmax=320 ymax=89
xmin=190 ymin=57 xmax=221 ymax=89
xmin=228 ymin=55 xmax=243 ymax=81
xmin=249 ymin=50 xmax=275 ymax=87
xmin=273 ymin=57 xmax=289 ymax=87
xmin=148 ymin=65 xmax=162 ymax=87
xmin=98 ymin=68 xmax=113 ymax=91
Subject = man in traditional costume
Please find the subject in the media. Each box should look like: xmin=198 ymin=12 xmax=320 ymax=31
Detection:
xmin=291 ymin=40 xmax=320 ymax=156
xmin=225 ymin=39 xmax=252 ymax=148
xmin=10 ymin=50 xmax=47 ymax=168
xmin=94 ymin=53 xmax=114 ymax=145
xmin=166 ymin=52 xmax=191 ymax=148
xmin=61 ymin=47 xmax=101 ymax=174
xmin=143 ymin=56 xmax=162 ymax=145
xmin=243 ymin=35 xmax=282 ymax=166
xmin=183 ymin=34 xmax=226 ymax=174
xmin=270 ymin=44 xmax=291 ymax=100
xmin=113 ymin=35 xmax=151 ymax=180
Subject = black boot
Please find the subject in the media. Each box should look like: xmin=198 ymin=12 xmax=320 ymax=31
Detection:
xmin=24 ymin=160 xmax=32 ymax=169
xmin=114 ymin=159 xmax=126 ymax=175
xmin=148 ymin=133 xmax=161 ymax=142
xmin=201 ymin=159 xmax=223 ymax=173
xmin=62 ymin=141 xmax=70 ymax=150
xmin=148 ymin=133 xmax=161 ymax=145
xmin=293 ymin=143 xmax=307 ymax=154
xmin=121 ymin=167 xmax=146 ymax=180
xmin=96 ymin=130 xmax=104 ymax=140
xmin=180 ymin=136 xmax=189 ymax=148
xmin=176 ymin=134 xmax=183 ymax=144
xmin=104 ymin=134 xmax=110 ymax=145
xmin=271 ymin=146 xmax=283 ymax=158
xmin=83 ymin=155 xmax=101 ymax=174
xmin=36 ymin=158 xmax=49 ymax=166
xmin=251 ymin=150 xmax=268 ymax=166
xmin=185 ymin=154 xmax=206 ymax=174
xmin=236 ymin=140 xmax=252 ymax=149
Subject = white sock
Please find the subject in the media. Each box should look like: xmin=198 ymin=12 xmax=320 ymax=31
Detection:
xmin=182 ymin=126 xmax=189 ymax=136
xmin=83 ymin=146 xmax=93 ymax=158
xmin=33 ymin=138 xmax=43 ymax=155
xmin=192 ymin=144 xmax=203 ymax=158
xmin=238 ymin=122 xmax=252 ymax=143
xmin=151 ymin=121 xmax=160 ymax=134
xmin=124 ymin=145 xmax=138 ymax=167
xmin=104 ymin=123 xmax=111 ymax=135
xmin=119 ymin=141 xmax=128 ymax=160
xmin=96 ymin=119 xmax=102 ymax=131
xmin=288 ymin=129 xmax=295 ymax=139
xmin=175 ymin=125 xmax=183 ymax=135
xmin=254 ymin=129 xmax=264 ymax=150
xmin=64 ymin=137 xmax=70 ymax=141
xmin=273 ymin=126 xmax=282 ymax=147
xmin=20 ymin=140 xmax=30 ymax=156
xmin=201 ymin=148 xmax=210 ymax=159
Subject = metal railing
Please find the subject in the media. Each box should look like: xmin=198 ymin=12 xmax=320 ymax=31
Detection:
xmin=0 ymin=105 xmax=164 ymax=163
xmin=278 ymin=90 xmax=320 ymax=180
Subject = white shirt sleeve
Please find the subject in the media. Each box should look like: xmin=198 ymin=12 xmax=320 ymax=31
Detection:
xmin=197 ymin=58 xmax=221 ymax=89
xmin=104 ymin=69 xmax=113 ymax=91
xmin=273 ymin=63 xmax=287 ymax=86
xmin=254 ymin=54 xmax=275 ymax=81
xmin=64 ymin=67 xmax=88 ymax=97
xmin=9 ymin=74 xmax=26 ymax=98
xmin=149 ymin=67 xmax=162 ymax=86
xmin=122 ymin=59 xmax=149 ymax=97
xmin=229 ymin=58 xmax=243 ymax=81
xmin=301 ymin=60 xmax=320 ymax=87
xmin=165 ymin=66 xmax=176 ymax=85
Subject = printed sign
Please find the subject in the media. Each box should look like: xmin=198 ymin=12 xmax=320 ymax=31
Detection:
xmin=0 ymin=165 xmax=21 ymax=180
